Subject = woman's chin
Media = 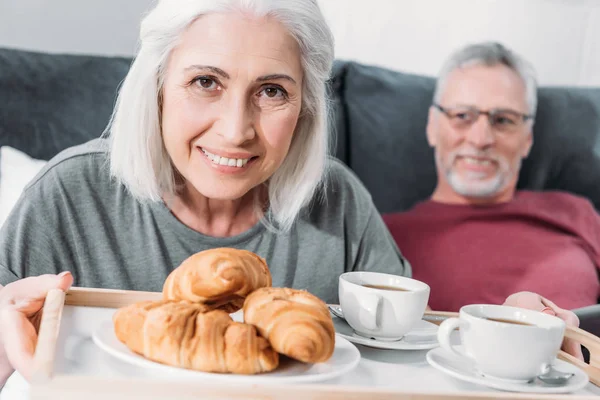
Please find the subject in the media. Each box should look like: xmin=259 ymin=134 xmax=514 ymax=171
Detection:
xmin=191 ymin=185 xmax=256 ymax=202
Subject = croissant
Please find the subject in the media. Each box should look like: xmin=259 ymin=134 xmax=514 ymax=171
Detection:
xmin=113 ymin=300 xmax=279 ymax=374
xmin=162 ymin=248 xmax=272 ymax=313
xmin=243 ymin=287 xmax=335 ymax=363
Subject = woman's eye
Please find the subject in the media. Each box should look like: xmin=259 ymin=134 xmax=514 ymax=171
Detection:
xmin=194 ymin=77 xmax=219 ymax=90
xmin=259 ymin=86 xmax=286 ymax=99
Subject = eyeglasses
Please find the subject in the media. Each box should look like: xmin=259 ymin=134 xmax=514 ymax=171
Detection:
xmin=432 ymin=103 xmax=534 ymax=133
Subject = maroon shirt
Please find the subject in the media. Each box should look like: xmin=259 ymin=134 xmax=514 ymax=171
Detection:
xmin=383 ymin=191 xmax=600 ymax=311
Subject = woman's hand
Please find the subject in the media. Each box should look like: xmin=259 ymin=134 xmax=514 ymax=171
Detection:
xmin=503 ymin=291 xmax=583 ymax=361
xmin=0 ymin=272 xmax=73 ymax=382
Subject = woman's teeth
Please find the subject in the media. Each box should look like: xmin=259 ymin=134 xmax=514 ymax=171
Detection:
xmin=201 ymin=148 xmax=251 ymax=167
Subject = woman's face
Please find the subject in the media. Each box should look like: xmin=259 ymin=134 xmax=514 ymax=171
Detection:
xmin=161 ymin=13 xmax=303 ymax=201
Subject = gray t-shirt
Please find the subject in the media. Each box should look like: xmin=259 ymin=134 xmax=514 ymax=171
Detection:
xmin=0 ymin=139 xmax=410 ymax=303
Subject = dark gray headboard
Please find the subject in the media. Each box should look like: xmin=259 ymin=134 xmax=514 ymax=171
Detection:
xmin=0 ymin=47 xmax=131 ymax=160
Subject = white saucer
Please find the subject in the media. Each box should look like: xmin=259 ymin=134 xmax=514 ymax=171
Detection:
xmin=426 ymin=345 xmax=589 ymax=393
xmin=331 ymin=314 xmax=439 ymax=350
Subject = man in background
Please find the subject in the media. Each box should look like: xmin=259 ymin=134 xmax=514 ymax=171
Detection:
xmin=384 ymin=42 xmax=599 ymax=357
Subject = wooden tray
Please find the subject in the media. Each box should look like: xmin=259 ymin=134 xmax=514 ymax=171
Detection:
xmin=26 ymin=287 xmax=600 ymax=400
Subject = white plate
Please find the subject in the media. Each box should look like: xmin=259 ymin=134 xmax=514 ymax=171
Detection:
xmin=92 ymin=321 xmax=360 ymax=384
xmin=426 ymin=345 xmax=589 ymax=394
xmin=331 ymin=314 xmax=439 ymax=350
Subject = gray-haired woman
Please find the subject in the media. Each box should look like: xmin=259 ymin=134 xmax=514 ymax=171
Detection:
xmin=0 ymin=0 xmax=410 ymax=385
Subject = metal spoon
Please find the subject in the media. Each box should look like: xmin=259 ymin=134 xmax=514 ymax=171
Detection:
xmin=536 ymin=367 xmax=574 ymax=385
xmin=328 ymin=305 xmax=345 ymax=319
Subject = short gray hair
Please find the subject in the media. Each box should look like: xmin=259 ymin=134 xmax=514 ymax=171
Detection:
xmin=433 ymin=42 xmax=538 ymax=115
xmin=105 ymin=0 xmax=335 ymax=232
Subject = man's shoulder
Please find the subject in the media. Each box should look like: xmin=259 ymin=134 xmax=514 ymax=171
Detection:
xmin=516 ymin=190 xmax=596 ymax=212
xmin=381 ymin=199 xmax=434 ymax=223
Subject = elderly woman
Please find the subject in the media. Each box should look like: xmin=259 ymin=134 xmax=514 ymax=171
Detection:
xmin=0 ymin=0 xmax=409 ymax=385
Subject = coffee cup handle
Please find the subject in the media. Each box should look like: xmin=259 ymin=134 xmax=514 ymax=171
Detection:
xmin=437 ymin=317 xmax=469 ymax=360
xmin=358 ymin=293 xmax=382 ymax=330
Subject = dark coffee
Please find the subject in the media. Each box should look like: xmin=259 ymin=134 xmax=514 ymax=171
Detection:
xmin=362 ymin=284 xmax=410 ymax=292
xmin=486 ymin=317 xmax=534 ymax=326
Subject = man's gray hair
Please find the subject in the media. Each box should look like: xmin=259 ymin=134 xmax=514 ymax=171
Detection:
xmin=433 ymin=42 xmax=538 ymax=115
xmin=105 ymin=0 xmax=335 ymax=232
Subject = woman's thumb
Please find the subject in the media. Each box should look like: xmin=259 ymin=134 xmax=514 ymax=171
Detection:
xmin=56 ymin=271 xmax=74 ymax=292
xmin=14 ymin=272 xmax=73 ymax=300
xmin=0 ymin=273 xmax=73 ymax=315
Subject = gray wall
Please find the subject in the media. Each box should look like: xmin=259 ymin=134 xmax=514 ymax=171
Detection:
xmin=0 ymin=0 xmax=155 ymax=56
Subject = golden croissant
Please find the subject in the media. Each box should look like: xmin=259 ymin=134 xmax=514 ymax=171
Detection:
xmin=163 ymin=248 xmax=272 ymax=313
xmin=243 ymin=287 xmax=335 ymax=363
xmin=113 ymin=300 xmax=279 ymax=374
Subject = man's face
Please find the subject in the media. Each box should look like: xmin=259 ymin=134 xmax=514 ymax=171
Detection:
xmin=426 ymin=64 xmax=534 ymax=203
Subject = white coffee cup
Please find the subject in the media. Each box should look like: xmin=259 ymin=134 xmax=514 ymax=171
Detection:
xmin=437 ymin=304 xmax=566 ymax=382
xmin=338 ymin=271 xmax=430 ymax=341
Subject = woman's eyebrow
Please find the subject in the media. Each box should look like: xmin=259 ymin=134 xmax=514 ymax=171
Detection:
xmin=256 ymin=74 xmax=297 ymax=84
xmin=184 ymin=66 xmax=296 ymax=85
xmin=184 ymin=65 xmax=230 ymax=79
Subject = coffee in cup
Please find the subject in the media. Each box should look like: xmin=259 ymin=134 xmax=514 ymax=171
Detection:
xmin=338 ymin=272 xmax=430 ymax=341
xmin=361 ymin=284 xmax=411 ymax=291
xmin=437 ymin=304 xmax=566 ymax=382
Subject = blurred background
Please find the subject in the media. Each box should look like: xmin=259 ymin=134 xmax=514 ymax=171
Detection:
xmin=1 ymin=0 xmax=600 ymax=86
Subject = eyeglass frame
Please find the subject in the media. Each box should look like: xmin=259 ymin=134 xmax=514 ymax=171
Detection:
xmin=432 ymin=103 xmax=534 ymax=131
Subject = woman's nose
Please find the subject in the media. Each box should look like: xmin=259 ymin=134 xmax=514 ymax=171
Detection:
xmin=218 ymin=98 xmax=256 ymax=145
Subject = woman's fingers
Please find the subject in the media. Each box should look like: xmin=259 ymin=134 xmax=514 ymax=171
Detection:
xmin=0 ymin=272 xmax=73 ymax=316
xmin=0 ymin=308 xmax=38 ymax=380
xmin=0 ymin=272 xmax=73 ymax=380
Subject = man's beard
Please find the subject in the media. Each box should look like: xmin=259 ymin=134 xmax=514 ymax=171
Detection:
xmin=436 ymin=148 xmax=520 ymax=198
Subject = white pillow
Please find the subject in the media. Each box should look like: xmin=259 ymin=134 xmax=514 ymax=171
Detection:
xmin=0 ymin=146 xmax=47 ymax=227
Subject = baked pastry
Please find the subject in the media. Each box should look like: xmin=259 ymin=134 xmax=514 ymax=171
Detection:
xmin=243 ymin=287 xmax=335 ymax=363
xmin=163 ymin=248 xmax=272 ymax=313
xmin=113 ymin=300 xmax=279 ymax=374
